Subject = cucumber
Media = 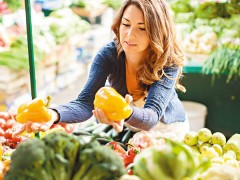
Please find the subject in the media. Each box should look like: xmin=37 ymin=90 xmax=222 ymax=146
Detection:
xmin=111 ymin=129 xmax=120 ymax=139
xmin=106 ymin=128 xmax=114 ymax=137
xmin=121 ymin=130 xmax=132 ymax=144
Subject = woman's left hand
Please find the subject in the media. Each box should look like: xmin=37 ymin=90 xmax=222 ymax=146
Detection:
xmin=92 ymin=94 xmax=133 ymax=132
xmin=93 ymin=108 xmax=124 ymax=132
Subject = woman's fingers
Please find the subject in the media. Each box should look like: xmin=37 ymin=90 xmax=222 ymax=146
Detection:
xmin=112 ymin=120 xmax=124 ymax=132
xmin=93 ymin=109 xmax=111 ymax=124
xmin=125 ymin=94 xmax=133 ymax=105
xmin=31 ymin=123 xmax=41 ymax=133
xmin=93 ymin=108 xmax=124 ymax=132
xmin=25 ymin=121 xmax=33 ymax=133
xmin=12 ymin=124 xmax=26 ymax=137
xmin=39 ymin=124 xmax=49 ymax=132
xmin=92 ymin=109 xmax=100 ymax=122
xmin=98 ymin=109 xmax=111 ymax=124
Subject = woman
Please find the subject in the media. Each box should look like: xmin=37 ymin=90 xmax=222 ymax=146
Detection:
xmin=14 ymin=0 xmax=189 ymax=141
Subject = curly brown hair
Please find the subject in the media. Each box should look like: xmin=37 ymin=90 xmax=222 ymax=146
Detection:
xmin=112 ymin=0 xmax=186 ymax=99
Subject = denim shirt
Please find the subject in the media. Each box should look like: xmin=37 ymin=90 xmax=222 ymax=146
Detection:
xmin=55 ymin=41 xmax=186 ymax=131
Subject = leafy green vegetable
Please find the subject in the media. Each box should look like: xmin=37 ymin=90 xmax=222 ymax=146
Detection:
xmin=4 ymin=138 xmax=50 ymax=180
xmin=225 ymin=2 xmax=240 ymax=15
xmin=170 ymin=0 xmax=193 ymax=14
xmin=72 ymin=146 xmax=125 ymax=180
xmin=4 ymin=132 xmax=125 ymax=180
xmin=102 ymin=0 xmax=123 ymax=10
xmin=134 ymin=139 xmax=210 ymax=180
xmin=202 ymin=46 xmax=240 ymax=83
xmin=3 ymin=0 xmax=22 ymax=11
xmin=0 ymin=35 xmax=45 ymax=70
xmin=195 ymin=2 xmax=219 ymax=19
xmin=70 ymin=0 xmax=87 ymax=8
xmin=174 ymin=12 xmax=195 ymax=24
xmin=42 ymin=132 xmax=80 ymax=179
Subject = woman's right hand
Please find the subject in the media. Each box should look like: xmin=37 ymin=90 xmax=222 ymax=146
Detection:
xmin=92 ymin=94 xmax=133 ymax=132
xmin=12 ymin=109 xmax=59 ymax=137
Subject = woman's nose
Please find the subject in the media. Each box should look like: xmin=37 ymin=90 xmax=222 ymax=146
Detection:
xmin=126 ymin=27 xmax=136 ymax=37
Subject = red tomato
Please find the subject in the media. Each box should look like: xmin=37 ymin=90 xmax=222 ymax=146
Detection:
xmin=0 ymin=118 xmax=6 ymax=129
xmin=128 ymin=146 xmax=141 ymax=156
xmin=4 ymin=129 xmax=13 ymax=139
xmin=120 ymin=153 xmax=133 ymax=166
xmin=4 ymin=119 xmax=16 ymax=130
xmin=5 ymin=139 xmax=17 ymax=149
xmin=12 ymin=136 xmax=23 ymax=143
xmin=0 ymin=112 xmax=11 ymax=120
xmin=127 ymin=169 xmax=134 ymax=175
xmin=0 ymin=128 xmax=4 ymax=136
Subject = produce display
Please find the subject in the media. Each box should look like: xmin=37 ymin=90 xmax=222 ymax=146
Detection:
xmin=0 ymin=111 xmax=240 ymax=179
xmin=4 ymin=131 xmax=125 ymax=180
xmin=0 ymin=4 xmax=91 ymax=70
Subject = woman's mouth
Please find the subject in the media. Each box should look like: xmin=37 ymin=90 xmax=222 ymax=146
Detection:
xmin=125 ymin=41 xmax=137 ymax=46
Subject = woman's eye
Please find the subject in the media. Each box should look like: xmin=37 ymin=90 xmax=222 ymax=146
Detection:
xmin=139 ymin=28 xmax=145 ymax=31
xmin=122 ymin=23 xmax=130 ymax=27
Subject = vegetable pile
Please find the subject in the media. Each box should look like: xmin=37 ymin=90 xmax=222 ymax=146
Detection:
xmin=4 ymin=131 xmax=125 ymax=180
xmin=183 ymin=128 xmax=240 ymax=167
xmin=133 ymin=139 xmax=210 ymax=180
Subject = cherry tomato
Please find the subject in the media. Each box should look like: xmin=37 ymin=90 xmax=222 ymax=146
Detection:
xmin=4 ymin=129 xmax=13 ymax=139
xmin=4 ymin=119 xmax=16 ymax=130
xmin=127 ymin=169 xmax=134 ymax=175
xmin=12 ymin=136 xmax=23 ymax=143
xmin=0 ymin=118 xmax=6 ymax=129
xmin=0 ymin=128 xmax=4 ymax=136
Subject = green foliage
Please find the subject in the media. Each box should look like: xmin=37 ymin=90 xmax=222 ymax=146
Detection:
xmin=72 ymin=146 xmax=125 ymax=180
xmin=0 ymin=36 xmax=45 ymax=70
xmin=170 ymin=0 xmax=193 ymax=14
xmin=102 ymin=0 xmax=123 ymax=10
xmin=202 ymin=46 xmax=240 ymax=83
xmin=3 ymin=0 xmax=22 ymax=11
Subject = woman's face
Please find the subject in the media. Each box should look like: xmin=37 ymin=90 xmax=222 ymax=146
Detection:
xmin=119 ymin=5 xmax=150 ymax=56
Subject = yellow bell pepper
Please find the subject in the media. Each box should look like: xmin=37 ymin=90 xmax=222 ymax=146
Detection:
xmin=16 ymin=96 xmax=52 ymax=124
xmin=94 ymin=87 xmax=132 ymax=121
